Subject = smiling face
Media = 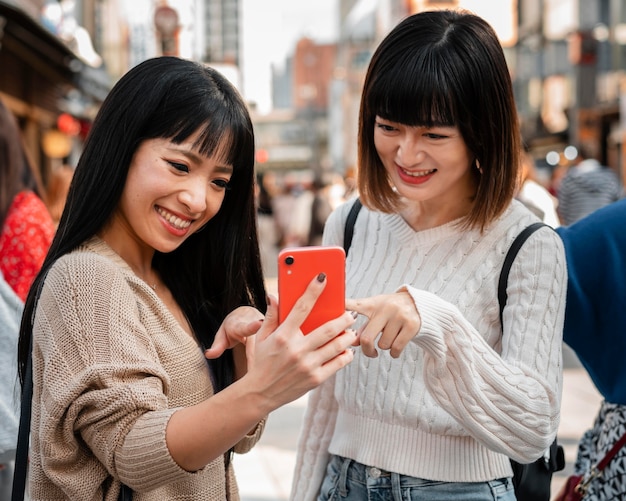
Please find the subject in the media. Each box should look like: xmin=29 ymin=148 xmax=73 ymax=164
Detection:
xmin=103 ymin=134 xmax=233 ymax=258
xmin=373 ymin=116 xmax=477 ymax=212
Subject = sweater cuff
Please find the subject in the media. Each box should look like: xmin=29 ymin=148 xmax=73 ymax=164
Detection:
xmin=234 ymin=417 xmax=266 ymax=454
xmin=117 ymin=408 xmax=204 ymax=490
xmin=398 ymin=285 xmax=456 ymax=357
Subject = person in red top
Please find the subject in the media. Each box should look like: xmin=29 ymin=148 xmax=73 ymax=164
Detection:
xmin=0 ymin=97 xmax=54 ymax=494
xmin=0 ymin=98 xmax=54 ymax=302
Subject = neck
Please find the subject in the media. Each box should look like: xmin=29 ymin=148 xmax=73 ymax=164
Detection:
xmin=97 ymin=232 xmax=157 ymax=288
xmin=399 ymin=197 xmax=474 ymax=232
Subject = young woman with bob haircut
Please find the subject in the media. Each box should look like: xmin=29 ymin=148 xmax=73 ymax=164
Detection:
xmin=291 ymin=10 xmax=566 ymax=501
xmin=16 ymin=56 xmax=356 ymax=500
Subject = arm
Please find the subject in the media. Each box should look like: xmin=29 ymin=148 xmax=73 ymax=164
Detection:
xmin=345 ymin=226 xmax=567 ymax=462
xmin=161 ymin=287 xmax=356 ymax=472
xmin=411 ymin=228 xmax=566 ymax=462
xmin=35 ymin=254 xmax=356 ymax=490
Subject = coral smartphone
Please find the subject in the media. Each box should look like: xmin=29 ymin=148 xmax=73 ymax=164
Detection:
xmin=278 ymin=246 xmax=346 ymax=335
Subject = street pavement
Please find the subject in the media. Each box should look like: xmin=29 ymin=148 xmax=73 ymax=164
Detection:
xmin=236 ymin=278 xmax=603 ymax=501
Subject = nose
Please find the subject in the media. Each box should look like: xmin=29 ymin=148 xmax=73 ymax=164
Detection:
xmin=178 ymin=179 xmax=208 ymax=214
xmin=397 ymin=134 xmax=426 ymax=166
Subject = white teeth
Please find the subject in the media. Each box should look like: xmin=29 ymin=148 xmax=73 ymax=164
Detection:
xmin=403 ymin=169 xmax=436 ymax=177
xmin=156 ymin=207 xmax=192 ymax=229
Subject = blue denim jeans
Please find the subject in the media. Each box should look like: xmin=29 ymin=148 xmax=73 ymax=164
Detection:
xmin=318 ymin=455 xmax=516 ymax=501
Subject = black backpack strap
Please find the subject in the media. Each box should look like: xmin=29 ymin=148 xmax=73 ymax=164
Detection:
xmin=498 ymin=221 xmax=548 ymax=328
xmin=11 ymin=340 xmax=33 ymax=501
xmin=343 ymin=198 xmax=363 ymax=257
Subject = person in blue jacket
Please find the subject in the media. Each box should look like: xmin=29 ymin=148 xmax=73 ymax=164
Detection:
xmin=556 ymin=198 xmax=626 ymax=499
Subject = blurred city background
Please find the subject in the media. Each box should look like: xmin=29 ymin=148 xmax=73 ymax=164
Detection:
xmin=0 ymin=1 xmax=618 ymax=499
xmin=2 ymin=0 xmax=626 ymax=253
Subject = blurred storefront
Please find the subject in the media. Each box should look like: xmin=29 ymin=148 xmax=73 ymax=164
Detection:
xmin=0 ymin=0 xmax=110 ymax=187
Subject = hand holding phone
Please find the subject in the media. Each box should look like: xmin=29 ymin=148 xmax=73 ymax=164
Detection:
xmin=278 ymin=246 xmax=346 ymax=335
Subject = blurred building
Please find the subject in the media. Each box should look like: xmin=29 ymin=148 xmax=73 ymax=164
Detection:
xmin=253 ymin=37 xmax=335 ymax=181
xmin=203 ymin=0 xmax=239 ymax=64
xmin=516 ymin=0 xmax=626 ymax=182
xmin=327 ymin=0 xmax=626 ymax=185
xmin=0 ymin=0 xmax=110 ymax=186
xmin=0 ymin=0 xmax=249 ymax=190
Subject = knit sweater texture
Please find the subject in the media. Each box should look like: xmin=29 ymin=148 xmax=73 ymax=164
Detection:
xmin=29 ymin=237 xmax=264 ymax=500
xmin=290 ymin=199 xmax=567 ymax=500
xmin=556 ymin=198 xmax=626 ymax=404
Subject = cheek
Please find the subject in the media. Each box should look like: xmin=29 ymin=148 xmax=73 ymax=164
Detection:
xmin=373 ymin=133 xmax=388 ymax=155
xmin=206 ymin=191 xmax=228 ymax=218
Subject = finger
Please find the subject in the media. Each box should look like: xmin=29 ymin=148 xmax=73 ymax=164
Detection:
xmin=377 ymin=316 xmax=404 ymax=351
xmin=280 ymin=273 xmax=327 ymax=332
xmin=241 ymin=318 xmax=264 ymax=337
xmin=204 ymin=327 xmax=230 ymax=359
xmin=310 ymin=325 xmax=358 ymax=367
xmin=257 ymin=294 xmax=279 ymax=341
xmin=317 ymin=337 xmax=356 ymax=376
xmin=358 ymin=317 xmax=388 ymax=358
xmin=345 ymin=298 xmax=369 ymax=315
xmin=305 ymin=311 xmax=356 ymax=351
xmin=389 ymin=323 xmax=420 ymax=358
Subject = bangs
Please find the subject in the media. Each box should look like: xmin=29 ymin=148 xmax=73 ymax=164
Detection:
xmin=369 ymin=53 xmax=459 ymax=127
xmin=149 ymin=97 xmax=253 ymax=171
xmin=189 ymin=118 xmax=250 ymax=168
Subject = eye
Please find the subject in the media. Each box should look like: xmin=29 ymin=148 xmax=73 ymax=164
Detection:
xmin=424 ymin=132 xmax=447 ymax=140
xmin=167 ymin=160 xmax=189 ymax=173
xmin=212 ymin=179 xmax=231 ymax=190
xmin=375 ymin=121 xmax=397 ymax=133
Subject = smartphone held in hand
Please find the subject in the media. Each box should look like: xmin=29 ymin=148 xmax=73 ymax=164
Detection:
xmin=277 ymin=246 xmax=346 ymax=335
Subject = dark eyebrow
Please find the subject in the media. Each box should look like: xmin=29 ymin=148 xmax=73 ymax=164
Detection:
xmin=214 ymin=164 xmax=234 ymax=175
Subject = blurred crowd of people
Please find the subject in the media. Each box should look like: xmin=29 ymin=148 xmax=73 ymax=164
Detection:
xmin=516 ymin=147 xmax=623 ymax=229
xmin=255 ymin=169 xmax=356 ymax=276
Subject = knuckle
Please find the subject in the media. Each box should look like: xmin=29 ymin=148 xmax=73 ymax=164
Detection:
xmin=293 ymin=298 xmax=312 ymax=316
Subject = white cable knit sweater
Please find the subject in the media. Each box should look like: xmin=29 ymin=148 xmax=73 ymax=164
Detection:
xmin=290 ymin=199 xmax=567 ymax=500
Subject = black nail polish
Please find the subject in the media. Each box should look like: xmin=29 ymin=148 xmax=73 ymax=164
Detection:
xmin=317 ymin=272 xmax=326 ymax=283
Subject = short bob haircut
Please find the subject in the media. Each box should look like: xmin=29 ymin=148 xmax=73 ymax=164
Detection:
xmin=358 ymin=10 xmax=521 ymax=231
xmin=18 ymin=57 xmax=265 ymax=393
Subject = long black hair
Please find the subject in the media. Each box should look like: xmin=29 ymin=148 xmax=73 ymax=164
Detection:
xmin=18 ymin=57 xmax=266 ymax=394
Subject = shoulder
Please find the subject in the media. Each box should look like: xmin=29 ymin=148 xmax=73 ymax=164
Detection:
xmin=45 ymin=240 xmax=136 ymax=300
xmin=557 ymin=199 xmax=626 ymax=254
xmin=490 ymin=202 xmax=563 ymax=259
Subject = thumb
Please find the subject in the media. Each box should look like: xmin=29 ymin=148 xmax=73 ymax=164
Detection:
xmin=241 ymin=318 xmax=264 ymax=337
xmin=204 ymin=326 xmax=230 ymax=359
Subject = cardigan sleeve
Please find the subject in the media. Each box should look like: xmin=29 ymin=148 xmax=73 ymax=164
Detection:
xmin=405 ymin=226 xmax=567 ymax=463
xmin=33 ymin=253 xmax=206 ymax=492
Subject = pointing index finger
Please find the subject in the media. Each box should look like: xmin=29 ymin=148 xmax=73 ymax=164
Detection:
xmin=345 ymin=298 xmax=368 ymax=316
